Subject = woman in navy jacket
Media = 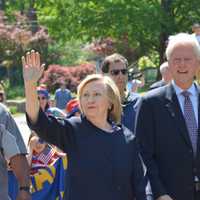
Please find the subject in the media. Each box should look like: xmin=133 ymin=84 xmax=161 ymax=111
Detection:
xmin=22 ymin=50 xmax=147 ymax=200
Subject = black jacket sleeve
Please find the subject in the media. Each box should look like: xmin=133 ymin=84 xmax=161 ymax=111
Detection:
xmin=136 ymin=97 xmax=167 ymax=199
xmin=131 ymin=137 xmax=147 ymax=200
xmin=26 ymin=109 xmax=76 ymax=153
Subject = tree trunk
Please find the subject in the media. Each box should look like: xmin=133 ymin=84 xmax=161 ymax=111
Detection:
xmin=157 ymin=0 xmax=173 ymax=80
xmin=27 ymin=0 xmax=38 ymax=33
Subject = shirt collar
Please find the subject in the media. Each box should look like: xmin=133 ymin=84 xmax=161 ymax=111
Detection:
xmin=172 ymin=80 xmax=197 ymax=97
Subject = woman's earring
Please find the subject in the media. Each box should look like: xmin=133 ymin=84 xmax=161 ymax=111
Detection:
xmin=108 ymin=104 xmax=113 ymax=112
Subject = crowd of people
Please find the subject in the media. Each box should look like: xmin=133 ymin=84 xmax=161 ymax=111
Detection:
xmin=0 ymin=31 xmax=200 ymax=200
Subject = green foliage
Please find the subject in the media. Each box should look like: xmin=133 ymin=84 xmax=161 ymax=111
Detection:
xmin=9 ymin=106 xmax=18 ymax=114
xmin=6 ymin=86 xmax=24 ymax=99
xmin=33 ymin=0 xmax=200 ymax=63
xmin=2 ymin=0 xmax=200 ymax=88
xmin=138 ymin=56 xmax=156 ymax=70
xmin=47 ymin=39 xmax=93 ymax=65
xmin=3 ymin=79 xmax=24 ymax=99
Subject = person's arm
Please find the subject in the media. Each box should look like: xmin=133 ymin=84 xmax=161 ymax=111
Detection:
xmin=10 ymin=154 xmax=31 ymax=200
xmin=0 ymin=124 xmax=31 ymax=200
xmin=23 ymin=50 xmax=76 ymax=154
xmin=135 ymin=97 xmax=170 ymax=199
xmin=26 ymin=110 xmax=75 ymax=153
xmin=131 ymin=138 xmax=146 ymax=200
xmin=4 ymin=109 xmax=27 ymax=149
xmin=22 ymin=50 xmax=45 ymax=124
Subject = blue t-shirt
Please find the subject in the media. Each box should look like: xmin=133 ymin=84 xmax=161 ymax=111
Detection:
xmin=55 ymin=89 xmax=72 ymax=110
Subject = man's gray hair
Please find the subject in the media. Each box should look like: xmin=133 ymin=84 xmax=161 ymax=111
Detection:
xmin=159 ymin=62 xmax=169 ymax=74
xmin=166 ymin=33 xmax=200 ymax=61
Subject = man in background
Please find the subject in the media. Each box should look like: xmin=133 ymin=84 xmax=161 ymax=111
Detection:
xmin=192 ymin=23 xmax=200 ymax=44
xmin=55 ymin=81 xmax=72 ymax=111
xmin=101 ymin=53 xmax=153 ymax=200
xmin=101 ymin=53 xmax=138 ymax=133
xmin=149 ymin=61 xmax=172 ymax=90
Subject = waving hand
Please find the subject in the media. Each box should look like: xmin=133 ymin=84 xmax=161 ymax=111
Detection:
xmin=22 ymin=50 xmax=45 ymax=123
xmin=22 ymin=50 xmax=45 ymax=83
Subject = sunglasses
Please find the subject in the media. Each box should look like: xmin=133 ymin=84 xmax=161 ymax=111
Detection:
xmin=38 ymin=96 xmax=46 ymax=100
xmin=110 ymin=69 xmax=127 ymax=76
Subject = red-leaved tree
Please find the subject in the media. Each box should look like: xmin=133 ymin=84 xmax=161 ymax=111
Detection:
xmin=40 ymin=62 xmax=96 ymax=93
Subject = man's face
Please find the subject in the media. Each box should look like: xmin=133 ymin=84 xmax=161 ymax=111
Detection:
xmin=60 ymin=84 xmax=66 ymax=90
xmin=108 ymin=61 xmax=128 ymax=94
xmin=168 ymin=44 xmax=200 ymax=89
xmin=194 ymin=27 xmax=200 ymax=35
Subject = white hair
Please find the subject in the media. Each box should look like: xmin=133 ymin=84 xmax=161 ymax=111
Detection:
xmin=159 ymin=62 xmax=169 ymax=74
xmin=166 ymin=33 xmax=200 ymax=61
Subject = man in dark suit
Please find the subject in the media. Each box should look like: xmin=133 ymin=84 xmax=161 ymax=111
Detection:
xmin=136 ymin=33 xmax=200 ymax=200
xmin=149 ymin=62 xmax=172 ymax=91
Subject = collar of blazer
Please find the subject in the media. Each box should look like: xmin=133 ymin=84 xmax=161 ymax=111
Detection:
xmin=165 ymin=82 xmax=200 ymax=102
xmin=164 ymin=82 xmax=200 ymax=151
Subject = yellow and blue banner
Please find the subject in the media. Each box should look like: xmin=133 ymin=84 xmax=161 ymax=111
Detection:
xmin=8 ymin=155 xmax=68 ymax=200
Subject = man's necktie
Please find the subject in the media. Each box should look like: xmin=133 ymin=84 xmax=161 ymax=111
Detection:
xmin=182 ymin=91 xmax=198 ymax=155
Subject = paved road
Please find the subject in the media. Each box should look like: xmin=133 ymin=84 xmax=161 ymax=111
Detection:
xmin=14 ymin=114 xmax=31 ymax=146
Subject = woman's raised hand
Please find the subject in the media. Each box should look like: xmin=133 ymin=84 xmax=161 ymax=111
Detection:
xmin=22 ymin=50 xmax=45 ymax=83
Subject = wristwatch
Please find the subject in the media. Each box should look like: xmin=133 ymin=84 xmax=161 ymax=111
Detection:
xmin=19 ymin=186 xmax=30 ymax=193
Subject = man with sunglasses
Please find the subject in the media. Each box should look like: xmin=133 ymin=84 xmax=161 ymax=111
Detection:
xmin=101 ymin=53 xmax=139 ymax=133
xmin=101 ymin=53 xmax=128 ymax=101
xmin=101 ymin=53 xmax=153 ymax=200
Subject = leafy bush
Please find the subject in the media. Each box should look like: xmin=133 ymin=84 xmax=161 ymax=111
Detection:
xmin=2 ymin=79 xmax=24 ymax=99
xmin=40 ymin=62 xmax=96 ymax=93
xmin=6 ymin=86 xmax=24 ymax=99
xmin=138 ymin=56 xmax=156 ymax=70
xmin=0 ymin=11 xmax=50 ymax=87
xmin=9 ymin=106 xmax=18 ymax=114
xmin=48 ymin=39 xmax=93 ymax=66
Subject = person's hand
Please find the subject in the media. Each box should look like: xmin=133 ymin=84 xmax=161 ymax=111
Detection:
xmin=156 ymin=195 xmax=173 ymax=200
xmin=22 ymin=50 xmax=45 ymax=83
xmin=16 ymin=190 xmax=31 ymax=200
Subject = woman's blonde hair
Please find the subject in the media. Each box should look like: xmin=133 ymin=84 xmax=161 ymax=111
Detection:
xmin=77 ymin=74 xmax=122 ymax=124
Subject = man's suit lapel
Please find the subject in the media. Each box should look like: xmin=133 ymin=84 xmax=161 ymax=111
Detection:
xmin=164 ymin=84 xmax=193 ymax=149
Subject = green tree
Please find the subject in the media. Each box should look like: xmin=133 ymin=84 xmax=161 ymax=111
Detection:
xmin=4 ymin=0 xmax=200 ymax=68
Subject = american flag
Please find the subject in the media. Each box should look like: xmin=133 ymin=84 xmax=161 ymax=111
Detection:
xmin=37 ymin=145 xmax=56 ymax=165
xmin=31 ymin=145 xmax=57 ymax=170
xmin=31 ymin=145 xmax=66 ymax=175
